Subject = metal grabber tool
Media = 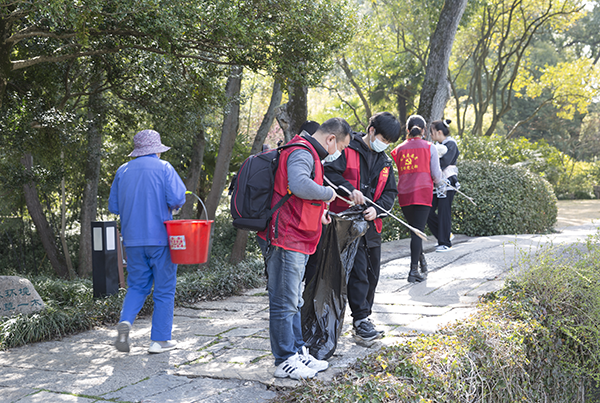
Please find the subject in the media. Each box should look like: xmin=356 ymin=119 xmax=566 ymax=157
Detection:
xmin=323 ymin=176 xmax=428 ymax=241
xmin=444 ymin=183 xmax=477 ymax=206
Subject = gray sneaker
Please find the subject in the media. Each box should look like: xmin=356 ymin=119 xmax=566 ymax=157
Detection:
xmin=353 ymin=319 xmax=383 ymax=342
xmin=115 ymin=321 xmax=131 ymax=353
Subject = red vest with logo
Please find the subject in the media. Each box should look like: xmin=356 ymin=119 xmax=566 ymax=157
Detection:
xmin=329 ymin=148 xmax=389 ymax=233
xmin=391 ymin=138 xmax=433 ymax=207
xmin=265 ymin=135 xmax=325 ymax=254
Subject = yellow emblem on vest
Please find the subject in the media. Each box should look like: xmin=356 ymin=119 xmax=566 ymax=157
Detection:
xmin=398 ymin=153 xmax=419 ymax=172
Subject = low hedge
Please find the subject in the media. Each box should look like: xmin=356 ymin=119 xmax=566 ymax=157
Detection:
xmin=452 ymin=160 xmax=558 ymax=236
xmin=381 ymin=160 xmax=558 ymax=240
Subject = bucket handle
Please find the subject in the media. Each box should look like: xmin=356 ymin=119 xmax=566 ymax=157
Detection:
xmin=185 ymin=191 xmax=209 ymax=221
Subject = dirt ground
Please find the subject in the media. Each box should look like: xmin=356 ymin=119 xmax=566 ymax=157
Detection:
xmin=556 ymin=199 xmax=600 ymax=229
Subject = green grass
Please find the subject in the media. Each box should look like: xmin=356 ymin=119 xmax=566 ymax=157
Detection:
xmin=274 ymin=233 xmax=600 ymax=403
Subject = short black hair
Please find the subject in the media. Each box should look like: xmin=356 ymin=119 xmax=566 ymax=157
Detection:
xmin=368 ymin=112 xmax=401 ymax=142
xmin=318 ymin=117 xmax=351 ymax=142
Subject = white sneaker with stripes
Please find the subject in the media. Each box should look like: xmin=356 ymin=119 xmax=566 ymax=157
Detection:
xmin=299 ymin=346 xmax=329 ymax=372
xmin=274 ymin=352 xmax=317 ymax=379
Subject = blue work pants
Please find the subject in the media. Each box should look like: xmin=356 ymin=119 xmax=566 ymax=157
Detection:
xmin=120 ymin=246 xmax=177 ymax=341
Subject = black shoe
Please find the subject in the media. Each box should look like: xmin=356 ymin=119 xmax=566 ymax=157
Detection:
xmin=419 ymin=253 xmax=428 ymax=276
xmin=353 ymin=319 xmax=383 ymax=342
xmin=408 ymin=263 xmax=425 ymax=283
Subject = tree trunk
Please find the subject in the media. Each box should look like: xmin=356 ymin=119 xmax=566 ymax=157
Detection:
xmin=60 ymin=152 xmax=75 ymax=279
xmin=276 ymin=80 xmax=308 ymax=143
xmin=250 ymin=80 xmax=282 ymax=153
xmin=0 ymin=15 xmax=13 ymax=109
xmin=21 ymin=153 xmax=69 ymax=278
xmin=339 ymin=56 xmax=372 ymax=122
xmin=395 ymin=87 xmax=410 ymax=127
xmin=229 ymin=79 xmax=283 ymax=264
xmin=417 ymin=0 xmax=467 ymax=125
xmin=205 ymin=65 xmax=243 ymax=220
xmin=78 ymin=80 xmax=104 ymax=277
xmin=181 ymin=128 xmax=206 ymax=219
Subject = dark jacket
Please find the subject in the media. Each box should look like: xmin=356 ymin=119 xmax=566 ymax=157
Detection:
xmin=324 ymin=132 xmax=397 ymax=247
xmin=440 ymin=137 xmax=459 ymax=170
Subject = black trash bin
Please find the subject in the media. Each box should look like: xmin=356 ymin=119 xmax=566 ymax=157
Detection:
xmin=91 ymin=221 xmax=120 ymax=298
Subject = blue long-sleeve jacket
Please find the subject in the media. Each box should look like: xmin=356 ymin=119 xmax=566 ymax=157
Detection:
xmin=108 ymin=154 xmax=186 ymax=247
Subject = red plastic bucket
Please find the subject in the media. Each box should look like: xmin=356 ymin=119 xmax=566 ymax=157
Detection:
xmin=164 ymin=219 xmax=213 ymax=264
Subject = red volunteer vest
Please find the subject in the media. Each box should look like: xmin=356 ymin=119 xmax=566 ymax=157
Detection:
xmin=329 ymin=148 xmax=390 ymax=233
xmin=265 ymin=135 xmax=325 ymax=254
xmin=391 ymin=138 xmax=433 ymax=207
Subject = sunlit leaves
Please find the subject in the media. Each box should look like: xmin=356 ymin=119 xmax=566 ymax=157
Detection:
xmin=517 ymin=58 xmax=600 ymax=119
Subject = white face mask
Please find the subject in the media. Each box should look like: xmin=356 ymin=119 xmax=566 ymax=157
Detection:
xmin=370 ymin=137 xmax=389 ymax=153
xmin=324 ymin=149 xmax=341 ymax=162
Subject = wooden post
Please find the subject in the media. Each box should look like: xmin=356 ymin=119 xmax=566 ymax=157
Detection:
xmin=116 ymin=229 xmax=127 ymax=289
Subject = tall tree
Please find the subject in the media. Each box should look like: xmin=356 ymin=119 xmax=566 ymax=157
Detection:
xmin=417 ymin=0 xmax=468 ymax=126
xmin=276 ymin=80 xmax=308 ymax=143
xmin=449 ymin=0 xmax=584 ymax=137
xmin=180 ymin=129 xmax=207 ymax=219
xmin=205 ymin=65 xmax=243 ymax=220
xmin=21 ymin=153 xmax=70 ymax=278
xmin=229 ymin=79 xmax=283 ymax=264
xmin=78 ymin=72 xmax=105 ymax=277
xmin=319 ymin=0 xmax=444 ymax=128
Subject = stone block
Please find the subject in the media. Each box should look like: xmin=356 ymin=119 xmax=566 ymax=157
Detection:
xmin=0 ymin=276 xmax=44 ymax=317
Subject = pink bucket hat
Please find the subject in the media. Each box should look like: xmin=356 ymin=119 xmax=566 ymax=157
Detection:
xmin=128 ymin=130 xmax=171 ymax=157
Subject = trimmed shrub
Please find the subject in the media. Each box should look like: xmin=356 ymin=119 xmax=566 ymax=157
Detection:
xmin=453 ymin=160 xmax=557 ymax=236
xmin=458 ymin=132 xmax=600 ymax=200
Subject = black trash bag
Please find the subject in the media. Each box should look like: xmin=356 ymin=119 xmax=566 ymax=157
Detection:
xmin=301 ymin=207 xmax=368 ymax=360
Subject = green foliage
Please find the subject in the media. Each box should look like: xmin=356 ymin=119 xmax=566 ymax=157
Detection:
xmin=453 ymin=160 xmax=557 ymax=236
xmin=275 ymin=233 xmax=600 ymax=402
xmin=486 ymin=234 xmax=600 ymax=390
xmin=458 ymin=132 xmax=600 ymax=200
xmin=175 ymin=257 xmax=264 ymax=305
xmin=0 ymin=279 xmax=132 ymax=349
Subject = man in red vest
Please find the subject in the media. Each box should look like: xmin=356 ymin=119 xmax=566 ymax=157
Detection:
xmin=325 ymin=112 xmax=401 ymax=343
xmin=258 ymin=118 xmax=351 ymax=379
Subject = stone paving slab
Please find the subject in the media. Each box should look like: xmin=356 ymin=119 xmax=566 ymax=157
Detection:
xmin=1 ymin=386 xmax=39 ymax=403
xmin=15 ymin=391 xmax=98 ymax=403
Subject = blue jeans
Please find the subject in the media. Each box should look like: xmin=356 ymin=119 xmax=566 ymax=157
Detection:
xmin=120 ymin=246 xmax=178 ymax=341
xmin=266 ymin=246 xmax=308 ymax=365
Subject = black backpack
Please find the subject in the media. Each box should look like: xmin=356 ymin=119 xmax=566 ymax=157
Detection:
xmin=229 ymin=142 xmax=311 ymax=231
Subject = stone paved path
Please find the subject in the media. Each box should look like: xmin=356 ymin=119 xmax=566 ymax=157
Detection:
xmin=1 ymin=200 xmax=599 ymax=402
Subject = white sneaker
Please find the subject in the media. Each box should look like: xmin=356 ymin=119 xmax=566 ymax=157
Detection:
xmin=115 ymin=321 xmax=131 ymax=353
xmin=148 ymin=340 xmax=177 ymax=354
xmin=274 ymin=353 xmax=317 ymax=379
xmin=436 ymin=245 xmax=452 ymax=252
xmin=299 ymin=346 xmax=328 ymax=372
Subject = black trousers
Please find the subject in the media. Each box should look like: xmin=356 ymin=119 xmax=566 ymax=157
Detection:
xmin=428 ymin=190 xmax=455 ymax=247
xmin=347 ymin=237 xmax=381 ymax=322
xmin=401 ymin=205 xmax=430 ymax=265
